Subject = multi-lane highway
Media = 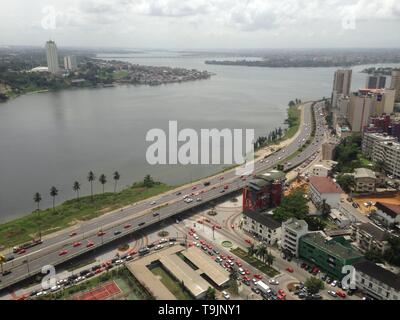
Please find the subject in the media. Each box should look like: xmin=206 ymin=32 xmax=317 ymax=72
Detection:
xmin=0 ymin=100 xmax=326 ymax=290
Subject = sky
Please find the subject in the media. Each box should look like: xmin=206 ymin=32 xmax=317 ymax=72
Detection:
xmin=1 ymin=0 xmax=400 ymax=49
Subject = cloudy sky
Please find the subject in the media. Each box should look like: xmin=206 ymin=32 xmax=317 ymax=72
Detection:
xmin=1 ymin=0 xmax=400 ymax=49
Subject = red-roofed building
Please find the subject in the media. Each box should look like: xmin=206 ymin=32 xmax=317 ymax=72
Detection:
xmin=309 ymin=176 xmax=344 ymax=209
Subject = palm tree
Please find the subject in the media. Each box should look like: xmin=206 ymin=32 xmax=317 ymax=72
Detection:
xmin=33 ymin=192 xmax=42 ymax=240
xmin=87 ymin=171 xmax=96 ymax=201
xmin=73 ymin=181 xmax=81 ymax=202
xmin=113 ymin=171 xmax=120 ymax=193
xmin=266 ymin=251 xmax=275 ymax=267
xmin=247 ymin=243 xmax=256 ymax=256
xmin=256 ymin=244 xmax=268 ymax=263
xmin=50 ymin=187 xmax=58 ymax=213
xmin=33 ymin=192 xmax=42 ymax=211
xmin=99 ymin=174 xmax=107 ymax=194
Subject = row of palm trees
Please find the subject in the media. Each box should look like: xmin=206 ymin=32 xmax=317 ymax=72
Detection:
xmin=247 ymin=243 xmax=275 ymax=267
xmin=33 ymin=171 xmax=121 ymax=212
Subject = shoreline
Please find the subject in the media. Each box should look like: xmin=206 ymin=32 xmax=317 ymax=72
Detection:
xmin=0 ymin=102 xmax=304 ymax=250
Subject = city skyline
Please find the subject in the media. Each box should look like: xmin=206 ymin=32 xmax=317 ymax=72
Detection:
xmin=1 ymin=0 xmax=400 ymax=49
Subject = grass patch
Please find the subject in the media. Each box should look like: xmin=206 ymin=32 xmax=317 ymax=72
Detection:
xmin=231 ymin=247 xmax=279 ymax=278
xmin=150 ymin=265 xmax=193 ymax=300
xmin=0 ymin=182 xmax=173 ymax=248
xmin=112 ymin=71 xmax=129 ymax=80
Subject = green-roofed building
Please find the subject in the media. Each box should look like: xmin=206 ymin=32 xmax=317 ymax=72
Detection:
xmin=299 ymin=232 xmax=364 ymax=279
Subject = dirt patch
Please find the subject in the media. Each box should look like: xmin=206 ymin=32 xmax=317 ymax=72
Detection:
xmin=354 ymin=192 xmax=400 ymax=214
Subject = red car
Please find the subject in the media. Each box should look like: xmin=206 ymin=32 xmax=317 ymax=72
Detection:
xmin=227 ymin=255 xmax=233 ymax=260
xmin=286 ymin=267 xmax=294 ymax=273
xmin=190 ymin=228 xmax=195 ymax=233
xmin=197 ymin=220 xmax=203 ymax=224
xmin=245 ymin=239 xmax=252 ymax=244
xmin=59 ymin=250 xmax=68 ymax=256
xmin=336 ymin=290 xmax=346 ymax=298
xmin=278 ymin=289 xmax=286 ymax=297
xmin=220 ymin=254 xmax=226 ymax=260
xmin=236 ymin=260 xmax=242 ymax=267
xmin=124 ymin=224 xmax=132 ymax=229
xmin=86 ymin=241 xmax=94 ymax=248
xmin=277 ymin=295 xmax=286 ymax=300
xmin=214 ymin=225 xmax=222 ymax=230
xmin=224 ymin=185 xmax=229 ymax=190
xmin=220 ymin=176 xmax=224 ymax=180
xmin=205 ymin=218 xmax=211 ymax=223
xmin=254 ymin=274 xmax=263 ymax=280
xmin=72 ymin=242 xmax=82 ymax=248
xmin=207 ymin=244 xmax=213 ymax=250
xmin=95 ymin=268 xmax=103 ymax=274
xmin=128 ymin=249 xmax=137 ymax=255
xmin=245 ymin=269 xmax=250 ymax=275
xmin=97 ymin=231 xmax=106 ymax=236
xmin=200 ymin=240 xmax=206 ymax=245
xmin=192 ymin=186 xmax=197 ymax=190
xmin=69 ymin=232 xmax=77 ymax=237
xmin=18 ymin=249 xmax=26 ymax=255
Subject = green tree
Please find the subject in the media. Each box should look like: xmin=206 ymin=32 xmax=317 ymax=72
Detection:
xmin=33 ymin=192 xmax=42 ymax=211
xmin=143 ymin=174 xmax=155 ymax=188
xmin=256 ymin=244 xmax=268 ymax=263
xmin=273 ymin=189 xmax=309 ymax=222
xmin=99 ymin=174 xmax=107 ymax=193
xmin=365 ymin=249 xmax=383 ymax=263
xmin=87 ymin=171 xmax=96 ymax=201
xmin=205 ymin=287 xmax=216 ymax=300
xmin=73 ymin=181 xmax=81 ymax=203
xmin=336 ymin=174 xmax=355 ymax=193
xmin=265 ymin=251 xmax=275 ymax=267
xmin=247 ymin=243 xmax=256 ymax=256
xmin=288 ymin=100 xmax=296 ymax=107
xmin=113 ymin=171 xmax=120 ymax=193
xmin=50 ymin=186 xmax=58 ymax=213
xmin=305 ymin=277 xmax=324 ymax=294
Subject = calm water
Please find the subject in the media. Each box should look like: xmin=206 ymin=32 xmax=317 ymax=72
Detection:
xmin=0 ymin=52 xmax=398 ymax=222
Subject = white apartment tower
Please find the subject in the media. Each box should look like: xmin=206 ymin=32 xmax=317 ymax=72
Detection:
xmin=45 ymin=40 xmax=60 ymax=74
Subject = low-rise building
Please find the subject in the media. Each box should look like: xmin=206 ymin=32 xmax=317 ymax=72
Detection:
xmin=352 ymin=168 xmax=377 ymax=193
xmin=374 ymin=202 xmax=400 ymax=227
xmin=329 ymin=208 xmax=351 ymax=228
xmin=309 ymin=176 xmax=344 ymax=209
xmin=242 ymin=211 xmax=282 ymax=245
xmin=362 ymin=132 xmax=396 ymax=159
xmin=322 ymin=142 xmax=336 ymax=161
xmin=311 ymin=160 xmax=338 ymax=177
xmin=351 ymin=222 xmax=390 ymax=254
xmin=299 ymin=232 xmax=364 ymax=279
xmin=354 ymin=260 xmax=400 ymax=300
xmin=281 ymin=218 xmax=309 ymax=257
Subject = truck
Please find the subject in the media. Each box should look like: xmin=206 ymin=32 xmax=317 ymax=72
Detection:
xmin=12 ymin=239 xmax=43 ymax=254
xmin=256 ymin=280 xmax=272 ymax=295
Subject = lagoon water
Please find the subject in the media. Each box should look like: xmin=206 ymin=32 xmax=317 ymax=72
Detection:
xmin=0 ymin=51 xmax=397 ymax=222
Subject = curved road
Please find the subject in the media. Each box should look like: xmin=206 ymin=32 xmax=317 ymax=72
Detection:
xmin=0 ymin=101 xmax=326 ymax=290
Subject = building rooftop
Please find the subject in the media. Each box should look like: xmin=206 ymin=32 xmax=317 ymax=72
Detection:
xmin=354 ymin=168 xmax=376 ymax=180
xmin=301 ymin=232 xmax=363 ymax=261
xmin=376 ymin=202 xmax=400 ymax=218
xmin=354 ymin=260 xmax=400 ymax=291
xmin=244 ymin=211 xmax=282 ymax=230
xmin=358 ymin=222 xmax=389 ymax=241
xmin=283 ymin=218 xmax=308 ymax=231
xmin=309 ymin=176 xmax=344 ymax=194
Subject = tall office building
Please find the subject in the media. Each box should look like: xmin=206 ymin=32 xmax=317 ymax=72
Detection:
xmin=45 ymin=40 xmax=60 ymax=74
xmin=366 ymin=74 xmax=386 ymax=89
xmin=331 ymin=69 xmax=352 ymax=108
xmin=64 ymin=55 xmax=78 ymax=71
xmin=390 ymin=70 xmax=400 ymax=102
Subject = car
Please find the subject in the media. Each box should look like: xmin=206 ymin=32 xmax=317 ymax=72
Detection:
xmin=69 ymin=232 xmax=77 ymax=237
xmin=214 ymin=225 xmax=222 ymax=230
xmin=286 ymin=267 xmax=294 ymax=273
xmin=86 ymin=241 xmax=94 ymax=248
xmin=231 ymin=224 xmax=234 ymax=229
xmin=336 ymin=290 xmax=346 ymax=298
xmin=277 ymin=294 xmax=285 ymax=300
xmin=254 ymin=274 xmax=263 ymax=280
xmin=245 ymin=269 xmax=250 ymax=275
xmin=50 ymin=285 xmax=62 ymax=292
xmin=213 ymin=249 xmax=220 ymax=255
xmin=59 ymin=250 xmax=68 ymax=256
xmin=220 ymin=176 xmax=224 ymax=180
xmin=196 ymin=198 xmax=202 ymax=202
xmin=252 ymin=287 xmax=261 ymax=294
xmin=176 ymin=192 xmax=182 ymax=196
xmin=278 ymin=289 xmax=286 ymax=298
xmin=222 ymin=291 xmax=230 ymax=300
xmin=2 ymin=270 xmax=12 ymax=276
xmin=236 ymin=260 xmax=242 ymax=267
xmin=150 ymin=201 xmax=156 ymax=205
xmin=72 ymin=242 xmax=82 ymax=248
xmin=220 ymin=189 xmax=225 ymax=193
xmin=224 ymin=185 xmax=229 ymax=190
xmin=97 ymin=231 xmax=106 ymax=236
xmin=269 ymin=279 xmax=279 ymax=285
xmin=193 ymin=234 xmax=199 ymax=240
xmin=238 ymin=268 xmax=245 ymax=275
xmin=124 ymin=224 xmax=132 ymax=229
xmin=331 ymin=280 xmax=338 ymax=287
xmin=138 ymin=222 xmax=146 ymax=227
xmin=153 ymin=212 xmax=160 ymax=217
xmin=114 ymin=230 xmax=122 ymax=236
xmin=301 ymin=262 xmax=307 ymax=269
xmin=18 ymin=249 xmax=26 ymax=255
xmin=115 ymin=259 xmax=124 ymax=265
xmin=245 ymin=239 xmax=252 ymax=244
xmin=328 ymin=290 xmax=337 ymax=298
xmin=220 ymin=254 xmax=226 ymax=260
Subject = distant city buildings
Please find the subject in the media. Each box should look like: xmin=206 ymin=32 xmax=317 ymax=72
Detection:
xmin=64 ymin=55 xmax=78 ymax=71
xmin=45 ymin=40 xmax=60 ymax=74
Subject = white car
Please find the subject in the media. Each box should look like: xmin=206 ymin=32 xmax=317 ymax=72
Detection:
xmin=150 ymin=201 xmax=157 ymax=205
xmin=222 ymin=291 xmax=230 ymax=300
xmin=50 ymin=285 xmax=61 ymax=292
xmin=193 ymin=235 xmax=199 ymax=240
xmin=196 ymin=198 xmax=202 ymax=202
xmin=238 ymin=268 xmax=245 ymax=275
xmin=328 ymin=290 xmax=337 ymax=297
xmin=159 ymin=238 xmax=168 ymax=244
xmin=115 ymin=259 xmax=124 ymax=265
xmin=331 ymin=280 xmax=338 ymax=287
xmin=154 ymin=245 xmax=163 ymax=250
xmin=269 ymin=279 xmax=279 ymax=285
